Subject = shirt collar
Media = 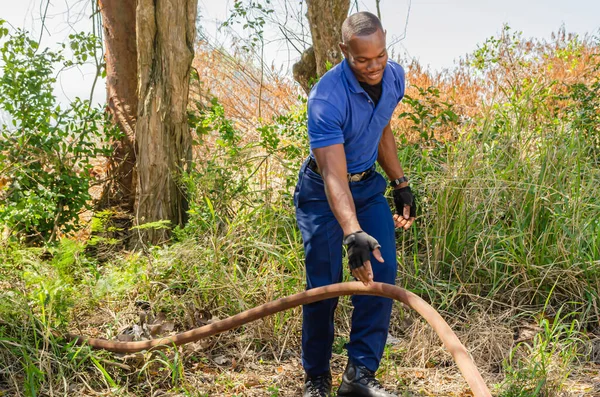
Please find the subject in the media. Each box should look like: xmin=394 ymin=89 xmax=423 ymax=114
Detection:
xmin=342 ymin=58 xmax=395 ymax=94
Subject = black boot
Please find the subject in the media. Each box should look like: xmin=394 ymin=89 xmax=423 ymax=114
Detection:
xmin=304 ymin=371 xmax=332 ymax=397
xmin=337 ymin=360 xmax=397 ymax=397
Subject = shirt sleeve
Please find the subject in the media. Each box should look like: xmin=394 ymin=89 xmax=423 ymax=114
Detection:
xmin=307 ymin=98 xmax=345 ymax=150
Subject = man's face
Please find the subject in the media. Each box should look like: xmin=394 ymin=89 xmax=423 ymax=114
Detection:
xmin=339 ymin=29 xmax=388 ymax=85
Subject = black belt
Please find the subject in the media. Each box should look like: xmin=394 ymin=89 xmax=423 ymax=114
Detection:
xmin=307 ymin=157 xmax=375 ymax=182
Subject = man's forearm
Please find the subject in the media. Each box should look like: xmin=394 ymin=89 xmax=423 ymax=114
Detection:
xmin=322 ymin=173 xmax=361 ymax=236
xmin=377 ymin=123 xmax=407 ymax=189
xmin=313 ymin=145 xmax=361 ymax=236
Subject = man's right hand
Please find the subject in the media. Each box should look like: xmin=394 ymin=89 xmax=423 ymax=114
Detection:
xmin=343 ymin=231 xmax=384 ymax=286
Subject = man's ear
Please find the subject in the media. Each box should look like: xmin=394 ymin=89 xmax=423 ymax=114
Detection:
xmin=339 ymin=42 xmax=348 ymax=59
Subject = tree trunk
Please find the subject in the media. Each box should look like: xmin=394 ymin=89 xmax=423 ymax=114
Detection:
xmin=98 ymin=0 xmax=138 ymax=212
xmin=293 ymin=0 xmax=350 ymax=93
xmin=135 ymin=0 xmax=198 ymax=244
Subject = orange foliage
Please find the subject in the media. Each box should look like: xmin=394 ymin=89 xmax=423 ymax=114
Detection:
xmin=190 ymin=28 xmax=599 ymax=144
xmin=190 ymin=41 xmax=300 ymax=143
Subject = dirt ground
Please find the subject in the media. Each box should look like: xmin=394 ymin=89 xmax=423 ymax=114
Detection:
xmin=68 ymin=346 xmax=599 ymax=396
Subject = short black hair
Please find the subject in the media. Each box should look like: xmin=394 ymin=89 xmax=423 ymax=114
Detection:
xmin=341 ymin=12 xmax=384 ymax=44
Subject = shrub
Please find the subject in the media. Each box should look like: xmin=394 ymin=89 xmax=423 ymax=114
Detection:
xmin=0 ymin=20 xmax=117 ymax=243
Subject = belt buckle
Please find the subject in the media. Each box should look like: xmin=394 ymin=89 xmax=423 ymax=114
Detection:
xmin=348 ymin=172 xmax=365 ymax=182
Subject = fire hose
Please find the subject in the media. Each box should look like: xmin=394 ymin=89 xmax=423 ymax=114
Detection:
xmin=68 ymin=281 xmax=492 ymax=397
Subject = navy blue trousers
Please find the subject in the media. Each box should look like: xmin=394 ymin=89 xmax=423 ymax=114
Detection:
xmin=293 ymin=160 xmax=397 ymax=376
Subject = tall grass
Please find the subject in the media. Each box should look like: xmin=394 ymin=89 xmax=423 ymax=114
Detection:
xmin=399 ymin=83 xmax=600 ymax=314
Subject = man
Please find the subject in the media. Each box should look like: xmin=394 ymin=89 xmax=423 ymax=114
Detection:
xmin=294 ymin=11 xmax=416 ymax=397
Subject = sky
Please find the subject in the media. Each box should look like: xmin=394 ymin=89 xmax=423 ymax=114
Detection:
xmin=1 ymin=0 xmax=599 ymax=107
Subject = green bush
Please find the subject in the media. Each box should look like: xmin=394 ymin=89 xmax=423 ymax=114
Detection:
xmin=0 ymin=20 xmax=117 ymax=243
xmin=182 ymin=97 xmax=308 ymax=239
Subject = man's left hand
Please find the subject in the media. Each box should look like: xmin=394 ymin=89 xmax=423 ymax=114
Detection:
xmin=392 ymin=186 xmax=416 ymax=230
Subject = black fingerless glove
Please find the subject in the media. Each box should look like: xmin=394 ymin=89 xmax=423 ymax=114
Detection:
xmin=342 ymin=231 xmax=381 ymax=270
xmin=392 ymin=186 xmax=416 ymax=218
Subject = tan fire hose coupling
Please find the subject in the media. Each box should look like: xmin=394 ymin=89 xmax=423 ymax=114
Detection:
xmin=67 ymin=282 xmax=492 ymax=397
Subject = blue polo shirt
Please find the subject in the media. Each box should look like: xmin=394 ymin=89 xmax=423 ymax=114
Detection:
xmin=307 ymin=59 xmax=405 ymax=174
